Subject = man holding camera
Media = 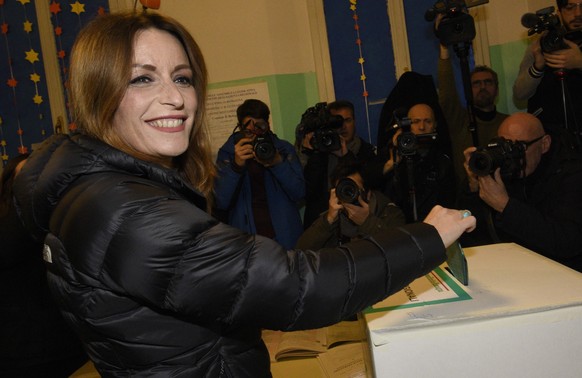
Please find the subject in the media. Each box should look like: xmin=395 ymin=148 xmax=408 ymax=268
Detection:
xmin=513 ymin=0 xmax=582 ymax=150
xmin=295 ymin=161 xmax=405 ymax=249
xmin=374 ymin=103 xmax=456 ymax=223
xmin=459 ymin=112 xmax=582 ymax=272
xmin=214 ymin=99 xmax=305 ymax=249
xmin=298 ymin=100 xmax=376 ymax=229
xmin=435 ymin=14 xmax=509 ymax=192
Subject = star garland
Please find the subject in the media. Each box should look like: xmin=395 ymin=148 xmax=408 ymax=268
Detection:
xmin=0 ymin=0 xmax=50 ymax=162
xmin=49 ymin=1 xmax=107 ymax=132
xmin=0 ymin=1 xmax=108 ymax=164
xmin=349 ymin=0 xmax=372 ymax=143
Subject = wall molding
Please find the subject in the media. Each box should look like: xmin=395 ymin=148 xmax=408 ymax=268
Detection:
xmin=35 ymin=1 xmax=66 ymax=132
xmin=306 ymin=0 xmax=335 ymax=103
xmin=387 ymin=0 xmax=411 ymax=78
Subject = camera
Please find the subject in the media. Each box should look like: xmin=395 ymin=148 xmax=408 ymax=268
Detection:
xmin=393 ymin=116 xmax=438 ymax=157
xmin=521 ymin=6 xmax=582 ymax=53
xmin=233 ymin=119 xmax=276 ymax=162
xmin=468 ymin=137 xmax=526 ymax=179
xmin=297 ymin=102 xmax=344 ymax=153
xmin=335 ymin=177 xmax=366 ymax=206
xmin=425 ymin=0 xmax=486 ymax=45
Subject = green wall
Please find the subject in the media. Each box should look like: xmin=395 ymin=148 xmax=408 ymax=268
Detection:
xmin=490 ymin=39 xmax=531 ymax=115
xmin=209 ymin=72 xmax=320 ymax=144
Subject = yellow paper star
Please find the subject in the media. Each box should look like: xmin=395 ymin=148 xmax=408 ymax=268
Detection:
xmin=358 ymin=57 xmax=365 ymax=64
xmin=1 ymin=140 xmax=6 ymax=147
xmin=350 ymin=4 xmax=356 ymax=11
xmin=25 ymin=49 xmax=39 ymax=64
xmin=2 ymin=154 xmax=8 ymax=161
xmin=18 ymin=0 xmax=31 ymax=5
xmin=23 ymin=20 xmax=33 ymax=33
xmin=30 ymin=73 xmax=41 ymax=83
xmin=70 ymin=1 xmax=86 ymax=15
xmin=360 ymin=74 xmax=367 ymax=81
xmin=33 ymin=94 xmax=43 ymax=104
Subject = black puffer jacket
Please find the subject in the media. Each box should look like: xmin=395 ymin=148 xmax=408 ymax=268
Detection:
xmin=14 ymin=134 xmax=446 ymax=377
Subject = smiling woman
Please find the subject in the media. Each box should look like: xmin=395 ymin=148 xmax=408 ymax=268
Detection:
xmin=112 ymin=29 xmax=197 ymax=167
xmin=12 ymin=10 xmax=476 ymax=378
xmin=67 ymin=11 xmax=215 ymax=197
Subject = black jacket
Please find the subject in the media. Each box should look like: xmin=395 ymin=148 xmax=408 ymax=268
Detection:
xmin=302 ymin=138 xmax=376 ymax=229
xmin=14 ymin=134 xmax=446 ymax=377
xmin=527 ymin=68 xmax=582 ymax=150
xmin=458 ymin=143 xmax=582 ymax=272
xmin=0 ymin=201 xmax=87 ymax=376
xmin=295 ymin=190 xmax=406 ymax=249
xmin=383 ymin=145 xmax=457 ymax=223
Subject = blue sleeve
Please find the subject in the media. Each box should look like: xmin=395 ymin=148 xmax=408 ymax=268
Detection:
xmin=268 ymin=139 xmax=306 ymax=202
xmin=214 ymin=138 xmax=244 ymax=210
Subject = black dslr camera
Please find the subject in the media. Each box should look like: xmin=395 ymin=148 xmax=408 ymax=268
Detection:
xmin=425 ymin=0 xmax=484 ymax=45
xmin=335 ymin=177 xmax=367 ymax=206
xmin=394 ymin=116 xmax=438 ymax=158
xmin=468 ymin=137 xmax=526 ymax=179
xmin=233 ymin=119 xmax=276 ymax=162
xmin=521 ymin=6 xmax=582 ymax=54
xmin=297 ymin=102 xmax=344 ymax=153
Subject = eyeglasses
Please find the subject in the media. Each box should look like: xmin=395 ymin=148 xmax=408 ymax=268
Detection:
xmin=519 ymin=134 xmax=545 ymax=150
xmin=471 ymin=79 xmax=495 ymax=87
xmin=563 ymin=2 xmax=582 ymax=12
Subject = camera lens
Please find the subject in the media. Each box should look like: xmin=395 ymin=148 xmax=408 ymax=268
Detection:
xmin=468 ymin=150 xmax=494 ymax=176
xmin=335 ymin=178 xmax=361 ymax=205
xmin=397 ymin=132 xmax=418 ymax=156
xmin=468 ymin=139 xmax=526 ymax=179
xmin=315 ymin=130 xmax=341 ymax=152
xmin=321 ymin=135 xmax=333 ymax=147
xmin=254 ymin=137 xmax=276 ymax=161
xmin=399 ymin=135 xmax=415 ymax=148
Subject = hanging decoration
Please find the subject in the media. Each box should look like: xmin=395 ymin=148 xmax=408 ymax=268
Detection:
xmin=49 ymin=1 xmax=108 ymax=133
xmin=0 ymin=0 xmax=52 ymax=163
xmin=0 ymin=1 xmax=109 ymax=164
xmin=349 ymin=0 xmax=372 ymax=144
xmin=138 ymin=0 xmax=161 ymax=11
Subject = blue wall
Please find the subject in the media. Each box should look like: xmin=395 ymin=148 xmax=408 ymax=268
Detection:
xmin=323 ymin=0 xmax=475 ymax=148
xmin=323 ymin=0 xmax=396 ymax=146
xmin=0 ymin=0 xmax=109 ymax=165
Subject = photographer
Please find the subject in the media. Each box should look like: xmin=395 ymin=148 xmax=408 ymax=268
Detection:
xmin=459 ymin=112 xmax=582 ymax=272
xmin=374 ymin=104 xmax=456 ymax=223
xmin=214 ymin=99 xmax=305 ymax=249
xmin=297 ymin=100 xmax=376 ymax=229
xmin=435 ymin=12 xmax=508 ymax=192
xmin=513 ymin=1 xmax=582 ymax=149
xmin=295 ymin=161 xmax=405 ymax=249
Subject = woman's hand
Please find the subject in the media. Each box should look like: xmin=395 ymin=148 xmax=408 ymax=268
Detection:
xmin=423 ymin=205 xmax=476 ymax=248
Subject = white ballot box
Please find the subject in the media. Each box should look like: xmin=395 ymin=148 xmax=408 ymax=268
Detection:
xmin=363 ymin=243 xmax=582 ymax=378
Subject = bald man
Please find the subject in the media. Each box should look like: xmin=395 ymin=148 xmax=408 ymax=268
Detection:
xmin=376 ymin=103 xmax=456 ymax=223
xmin=460 ymin=112 xmax=582 ymax=272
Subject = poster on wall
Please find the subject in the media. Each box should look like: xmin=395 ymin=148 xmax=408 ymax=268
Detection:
xmin=206 ymin=82 xmax=272 ymax=157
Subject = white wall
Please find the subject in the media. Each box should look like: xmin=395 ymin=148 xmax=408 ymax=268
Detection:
xmin=42 ymin=0 xmax=557 ymax=133
xmin=140 ymin=0 xmax=317 ymax=83
xmin=486 ymin=0 xmax=554 ymax=46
